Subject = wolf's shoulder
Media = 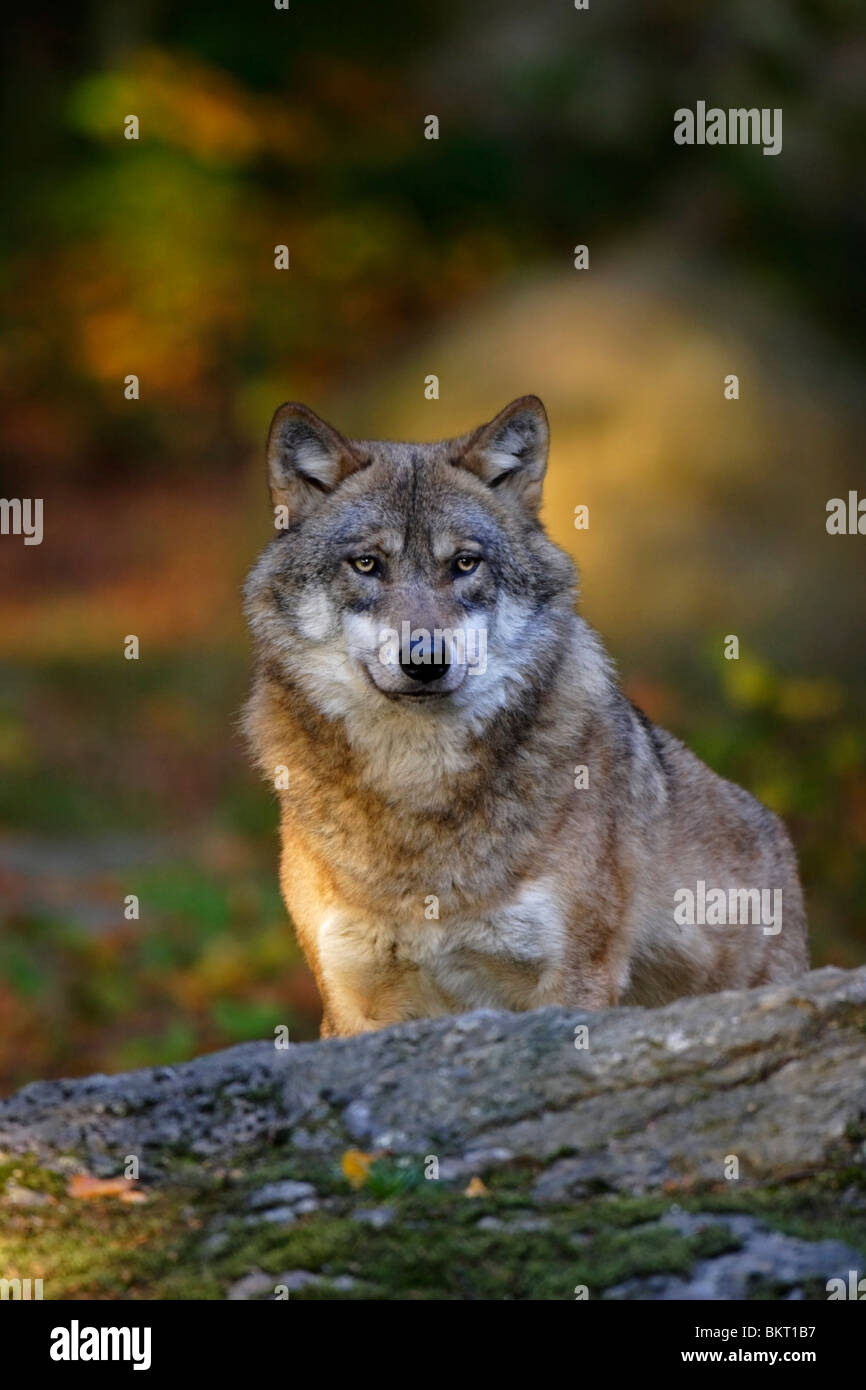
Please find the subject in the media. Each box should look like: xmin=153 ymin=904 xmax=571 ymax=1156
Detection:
xmin=627 ymin=701 xmax=787 ymax=845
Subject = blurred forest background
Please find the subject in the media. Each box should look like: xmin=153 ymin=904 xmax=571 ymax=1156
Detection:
xmin=1 ymin=1 xmax=865 ymax=1093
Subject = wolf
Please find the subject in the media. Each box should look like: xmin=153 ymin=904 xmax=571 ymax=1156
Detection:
xmin=243 ymin=396 xmax=808 ymax=1036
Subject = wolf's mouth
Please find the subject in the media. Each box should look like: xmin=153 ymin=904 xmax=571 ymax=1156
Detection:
xmin=388 ymin=688 xmax=448 ymax=701
xmin=360 ymin=663 xmax=453 ymax=702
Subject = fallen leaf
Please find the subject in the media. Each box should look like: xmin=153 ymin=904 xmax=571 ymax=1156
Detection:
xmin=341 ymin=1149 xmax=380 ymax=1190
xmin=464 ymin=1176 xmax=489 ymax=1198
xmin=68 ymin=1174 xmax=143 ymax=1201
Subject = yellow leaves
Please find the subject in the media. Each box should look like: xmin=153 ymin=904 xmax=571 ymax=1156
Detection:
xmin=67 ymin=1174 xmax=147 ymax=1204
xmin=463 ymin=1176 xmax=489 ymax=1198
xmin=340 ymin=1150 xmax=380 ymax=1190
xmin=174 ymin=940 xmax=249 ymax=1006
xmin=753 ymin=777 xmax=797 ymax=815
xmin=723 ymin=655 xmax=775 ymax=711
xmin=79 ymin=307 xmax=205 ymax=393
xmin=68 ymin=50 xmax=316 ymax=166
xmin=777 ymin=677 xmax=842 ymax=721
xmin=68 ymin=51 xmax=257 ymax=161
xmin=724 ymin=655 xmax=842 ymax=722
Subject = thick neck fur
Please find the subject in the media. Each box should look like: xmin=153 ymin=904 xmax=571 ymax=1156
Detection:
xmin=246 ymin=611 xmax=612 ymax=823
xmin=246 ymin=615 xmax=624 ymax=933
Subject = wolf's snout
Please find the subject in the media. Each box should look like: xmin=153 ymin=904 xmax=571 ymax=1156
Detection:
xmin=400 ymin=642 xmax=450 ymax=684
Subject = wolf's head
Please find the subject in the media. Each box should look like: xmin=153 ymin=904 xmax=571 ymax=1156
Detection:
xmin=244 ymin=397 xmax=577 ymax=732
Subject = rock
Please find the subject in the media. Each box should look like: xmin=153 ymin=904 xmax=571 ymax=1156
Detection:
xmin=439 ymin=1147 xmax=515 ymax=1181
xmin=247 ymin=1180 xmax=317 ymax=1209
xmin=227 ymin=1266 xmax=358 ymax=1299
xmin=277 ymin=1270 xmax=321 ymax=1292
xmin=2 ymin=1181 xmax=52 ymax=1207
xmin=1 ymin=966 xmax=865 ymax=1300
xmin=476 ymin=1213 xmax=550 ymax=1233
xmin=342 ymin=1101 xmax=373 ymax=1141
xmin=1 ymin=966 xmax=863 ymax=1193
xmin=245 ymin=1180 xmax=320 ymax=1225
xmin=246 ymin=1206 xmax=296 ymax=1226
xmin=275 ymin=1270 xmax=358 ymax=1294
xmin=201 ymin=1228 xmax=230 ymax=1255
xmin=352 ymin=1207 xmax=396 ymax=1229
xmin=226 ymin=1269 xmax=274 ymax=1301
xmin=605 ymin=1211 xmax=864 ymax=1300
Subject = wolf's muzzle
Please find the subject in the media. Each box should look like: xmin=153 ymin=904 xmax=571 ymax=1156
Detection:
xmin=400 ymin=643 xmax=450 ymax=684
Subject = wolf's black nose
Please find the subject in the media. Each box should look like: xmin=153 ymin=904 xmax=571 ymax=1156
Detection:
xmin=401 ymin=654 xmax=450 ymax=683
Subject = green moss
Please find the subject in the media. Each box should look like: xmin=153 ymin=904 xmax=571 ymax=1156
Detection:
xmin=2 ymin=1156 xmax=863 ymax=1300
xmin=675 ymin=1180 xmax=866 ymax=1256
xmin=0 ymin=1182 xmax=214 ymax=1299
xmin=0 ymin=1157 xmax=67 ymax=1198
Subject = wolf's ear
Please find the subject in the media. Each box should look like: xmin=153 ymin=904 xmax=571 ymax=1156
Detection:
xmin=458 ymin=396 xmax=549 ymax=515
xmin=267 ymin=403 xmax=366 ymax=519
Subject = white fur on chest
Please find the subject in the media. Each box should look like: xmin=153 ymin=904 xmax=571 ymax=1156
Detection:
xmin=317 ymin=879 xmax=566 ymax=1028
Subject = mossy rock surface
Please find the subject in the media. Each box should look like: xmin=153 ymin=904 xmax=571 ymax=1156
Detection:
xmin=1 ymin=966 xmax=865 ymax=1299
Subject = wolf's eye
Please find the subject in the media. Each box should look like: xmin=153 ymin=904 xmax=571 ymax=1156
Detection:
xmin=350 ymin=555 xmax=380 ymax=575
xmin=453 ymin=554 xmax=480 ymax=576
